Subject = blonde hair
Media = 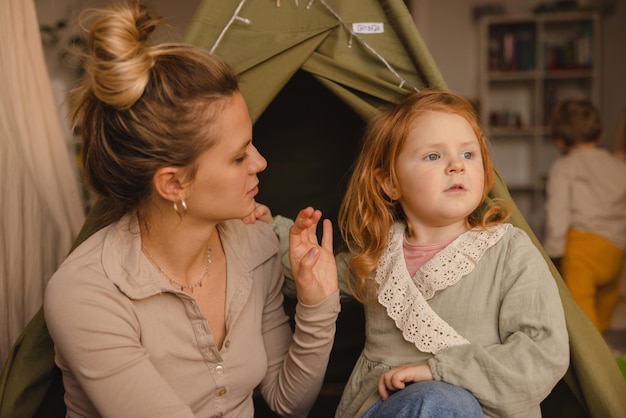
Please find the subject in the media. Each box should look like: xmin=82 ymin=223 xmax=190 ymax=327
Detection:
xmin=69 ymin=0 xmax=239 ymax=224
xmin=338 ymin=89 xmax=510 ymax=302
xmin=551 ymin=99 xmax=602 ymax=148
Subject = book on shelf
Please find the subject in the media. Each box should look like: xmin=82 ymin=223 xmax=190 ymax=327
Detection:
xmin=488 ymin=21 xmax=593 ymax=72
xmin=488 ymin=24 xmax=535 ymax=72
xmin=544 ymin=27 xmax=592 ymax=70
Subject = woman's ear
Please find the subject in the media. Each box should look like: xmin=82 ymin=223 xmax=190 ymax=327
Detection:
xmin=375 ymin=170 xmax=399 ymax=200
xmin=153 ymin=166 xmax=186 ymax=203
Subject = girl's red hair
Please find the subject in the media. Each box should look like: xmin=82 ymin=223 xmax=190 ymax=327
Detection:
xmin=338 ymin=89 xmax=510 ymax=303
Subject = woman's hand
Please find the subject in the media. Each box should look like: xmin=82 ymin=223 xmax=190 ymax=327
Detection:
xmin=242 ymin=202 xmax=273 ymax=224
xmin=378 ymin=363 xmax=434 ymax=400
xmin=288 ymin=207 xmax=338 ymax=305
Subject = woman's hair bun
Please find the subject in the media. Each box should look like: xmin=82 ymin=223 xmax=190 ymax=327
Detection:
xmin=82 ymin=1 xmax=161 ymax=109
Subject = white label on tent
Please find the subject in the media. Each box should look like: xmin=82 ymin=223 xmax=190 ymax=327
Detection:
xmin=352 ymin=22 xmax=384 ymax=34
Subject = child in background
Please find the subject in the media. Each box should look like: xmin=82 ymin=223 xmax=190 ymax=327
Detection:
xmin=333 ymin=89 xmax=569 ymax=417
xmin=544 ymin=99 xmax=626 ymax=334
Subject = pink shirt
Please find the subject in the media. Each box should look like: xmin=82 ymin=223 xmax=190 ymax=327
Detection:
xmin=403 ymin=237 xmax=452 ymax=276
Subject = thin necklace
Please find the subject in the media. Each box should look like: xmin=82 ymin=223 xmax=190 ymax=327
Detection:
xmin=142 ymin=245 xmax=212 ymax=293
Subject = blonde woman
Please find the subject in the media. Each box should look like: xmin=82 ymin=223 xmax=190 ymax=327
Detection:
xmin=44 ymin=1 xmax=339 ymax=417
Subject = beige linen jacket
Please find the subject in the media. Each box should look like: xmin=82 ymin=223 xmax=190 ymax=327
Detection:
xmin=335 ymin=224 xmax=569 ymax=418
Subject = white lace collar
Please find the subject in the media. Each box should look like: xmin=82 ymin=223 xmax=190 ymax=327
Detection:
xmin=376 ymin=222 xmax=511 ymax=354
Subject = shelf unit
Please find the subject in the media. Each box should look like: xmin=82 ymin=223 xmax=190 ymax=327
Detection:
xmin=478 ymin=11 xmax=601 ymax=238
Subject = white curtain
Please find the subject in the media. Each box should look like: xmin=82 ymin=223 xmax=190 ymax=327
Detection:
xmin=0 ymin=0 xmax=85 ymax=368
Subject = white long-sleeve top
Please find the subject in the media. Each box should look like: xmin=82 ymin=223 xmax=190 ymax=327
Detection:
xmin=544 ymin=147 xmax=626 ymax=257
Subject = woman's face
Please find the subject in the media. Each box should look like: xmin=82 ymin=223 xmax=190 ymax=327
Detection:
xmin=186 ymin=92 xmax=267 ymax=222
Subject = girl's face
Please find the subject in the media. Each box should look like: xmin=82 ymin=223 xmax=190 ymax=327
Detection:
xmin=391 ymin=110 xmax=485 ymax=233
xmin=186 ymin=92 xmax=267 ymax=222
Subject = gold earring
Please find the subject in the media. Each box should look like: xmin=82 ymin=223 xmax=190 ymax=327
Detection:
xmin=173 ymin=199 xmax=188 ymax=216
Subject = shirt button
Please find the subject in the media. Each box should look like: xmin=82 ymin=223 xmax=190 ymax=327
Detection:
xmin=217 ymin=388 xmax=227 ymax=397
xmin=224 ymin=340 xmax=231 ymax=348
xmin=215 ymin=365 xmax=224 ymax=374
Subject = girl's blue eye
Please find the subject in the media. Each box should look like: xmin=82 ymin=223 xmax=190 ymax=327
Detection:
xmin=426 ymin=153 xmax=439 ymax=161
xmin=235 ymin=153 xmax=248 ymax=163
xmin=462 ymin=152 xmax=473 ymax=159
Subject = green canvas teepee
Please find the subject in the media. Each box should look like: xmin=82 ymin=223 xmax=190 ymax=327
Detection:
xmin=1 ymin=1 xmax=625 ymax=417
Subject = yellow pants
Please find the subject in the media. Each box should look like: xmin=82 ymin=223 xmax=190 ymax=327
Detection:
xmin=563 ymin=230 xmax=625 ymax=333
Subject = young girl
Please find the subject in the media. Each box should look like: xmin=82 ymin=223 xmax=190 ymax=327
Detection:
xmin=333 ymin=89 xmax=569 ymax=417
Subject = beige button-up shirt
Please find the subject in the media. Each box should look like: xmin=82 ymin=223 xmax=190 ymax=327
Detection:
xmin=45 ymin=214 xmax=340 ymax=417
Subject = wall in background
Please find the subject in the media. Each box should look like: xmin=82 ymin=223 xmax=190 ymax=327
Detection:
xmin=35 ymin=0 xmax=201 ymax=151
xmin=35 ymin=0 xmax=199 ymax=32
xmin=409 ymin=0 xmax=626 ymax=149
